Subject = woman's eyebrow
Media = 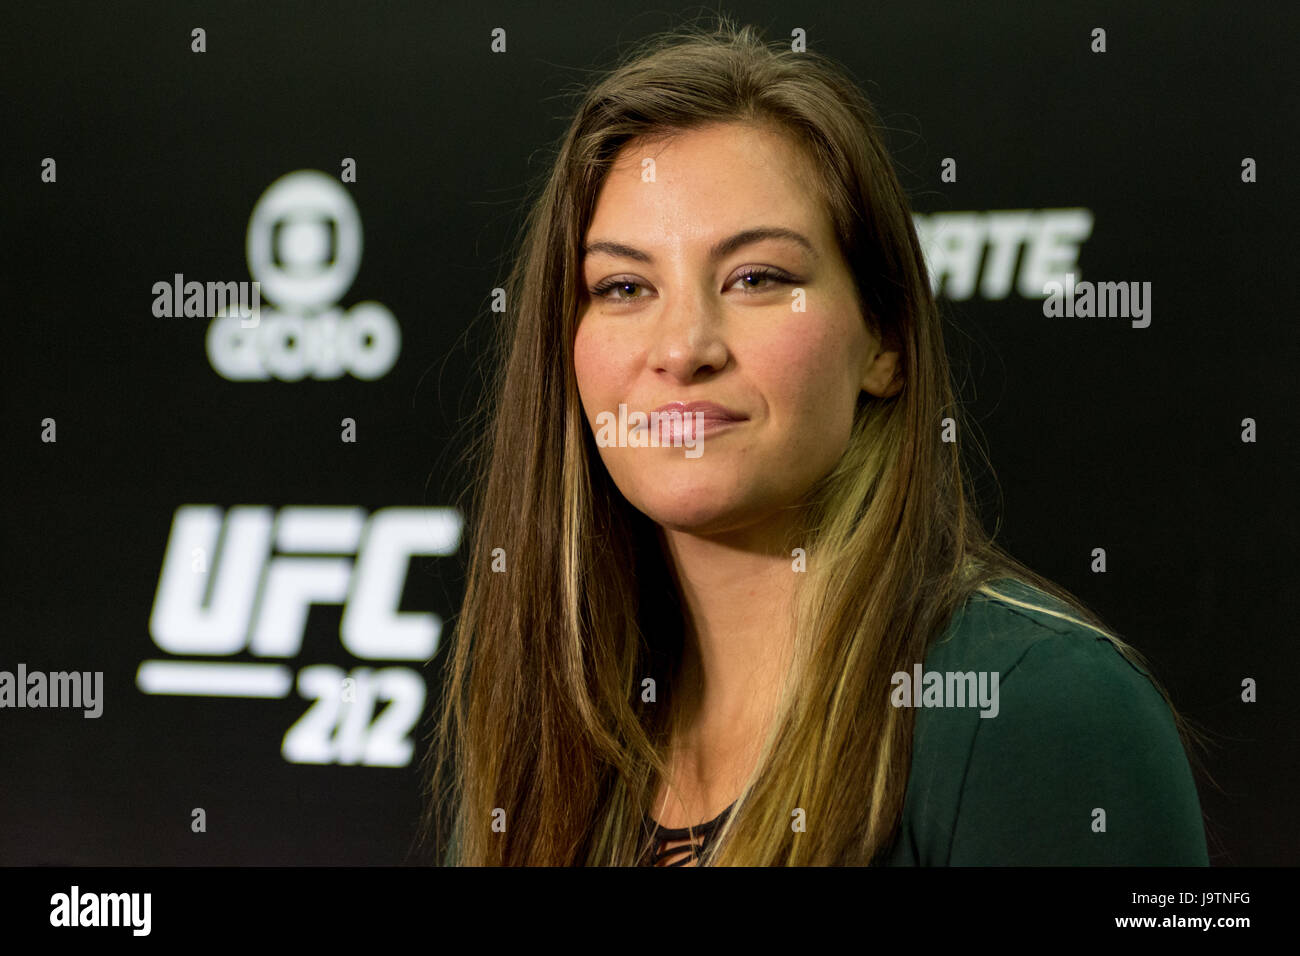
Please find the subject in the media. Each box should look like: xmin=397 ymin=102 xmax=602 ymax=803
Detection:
xmin=581 ymin=226 xmax=819 ymax=263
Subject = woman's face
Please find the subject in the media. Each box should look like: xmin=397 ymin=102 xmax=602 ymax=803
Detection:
xmin=574 ymin=121 xmax=901 ymax=536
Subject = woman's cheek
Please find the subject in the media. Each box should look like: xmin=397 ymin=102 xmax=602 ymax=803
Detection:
xmin=572 ymin=325 xmax=612 ymax=423
xmin=759 ymin=317 xmax=841 ymax=410
xmin=759 ymin=313 xmax=860 ymax=462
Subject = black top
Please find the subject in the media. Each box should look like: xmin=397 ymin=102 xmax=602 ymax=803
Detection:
xmin=642 ymin=802 xmax=737 ymax=866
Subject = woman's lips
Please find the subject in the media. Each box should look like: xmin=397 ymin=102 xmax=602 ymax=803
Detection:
xmin=648 ymin=401 xmax=747 ymax=442
xmin=651 ymin=400 xmax=746 ymax=421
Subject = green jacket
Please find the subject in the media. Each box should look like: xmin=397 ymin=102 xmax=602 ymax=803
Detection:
xmin=443 ymin=578 xmax=1208 ymax=865
xmin=884 ymin=578 xmax=1207 ymax=865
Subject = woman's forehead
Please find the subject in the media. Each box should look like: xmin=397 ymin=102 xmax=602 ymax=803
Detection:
xmin=587 ymin=125 xmax=832 ymax=250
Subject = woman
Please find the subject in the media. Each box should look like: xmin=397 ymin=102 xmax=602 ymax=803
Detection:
xmin=421 ymin=19 xmax=1209 ymax=866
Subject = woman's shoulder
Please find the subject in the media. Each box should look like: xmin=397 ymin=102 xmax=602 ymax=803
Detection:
xmin=887 ymin=576 xmax=1208 ymax=865
xmin=925 ymin=577 xmax=1183 ymax=753
xmin=908 ymin=576 xmax=1170 ymax=755
xmin=921 ymin=577 xmax=1169 ymax=698
xmin=928 ymin=576 xmax=1117 ymax=667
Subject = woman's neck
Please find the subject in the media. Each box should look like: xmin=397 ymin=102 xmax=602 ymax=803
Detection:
xmin=655 ymin=514 xmax=800 ymax=804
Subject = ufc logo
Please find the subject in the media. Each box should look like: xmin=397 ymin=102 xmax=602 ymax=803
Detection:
xmin=149 ymin=505 xmax=462 ymax=661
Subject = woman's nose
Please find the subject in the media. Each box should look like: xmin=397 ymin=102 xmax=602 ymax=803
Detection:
xmin=645 ymin=284 xmax=730 ymax=381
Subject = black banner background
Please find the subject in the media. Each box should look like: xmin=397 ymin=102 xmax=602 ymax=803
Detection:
xmin=2 ymin=0 xmax=1296 ymax=866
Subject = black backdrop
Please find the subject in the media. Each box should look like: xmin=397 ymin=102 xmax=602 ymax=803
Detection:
xmin=2 ymin=0 xmax=1296 ymax=865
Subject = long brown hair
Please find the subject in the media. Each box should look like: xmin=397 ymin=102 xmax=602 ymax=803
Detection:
xmin=418 ymin=16 xmax=1208 ymax=865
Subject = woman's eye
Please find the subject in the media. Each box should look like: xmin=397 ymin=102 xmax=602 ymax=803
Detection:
xmin=591 ymin=278 xmax=647 ymax=301
xmin=730 ymin=267 xmax=793 ymax=293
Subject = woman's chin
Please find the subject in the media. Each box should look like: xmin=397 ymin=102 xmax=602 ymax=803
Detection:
xmin=628 ymin=491 xmax=765 ymax=537
xmin=608 ymin=460 xmax=796 ymax=535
